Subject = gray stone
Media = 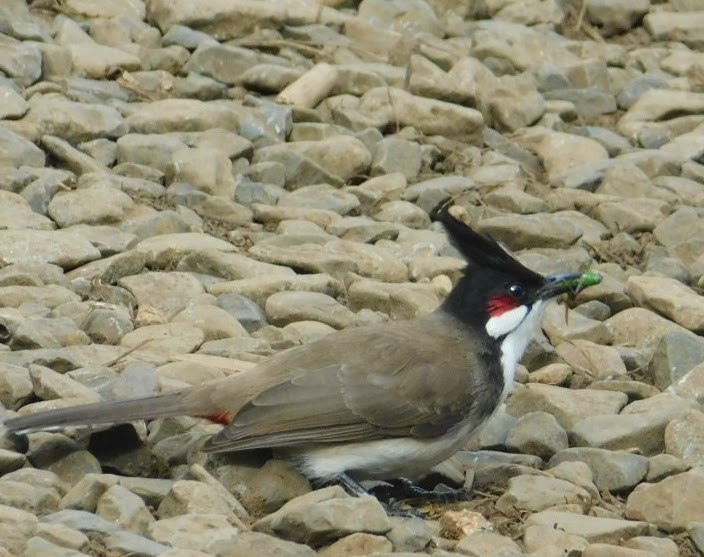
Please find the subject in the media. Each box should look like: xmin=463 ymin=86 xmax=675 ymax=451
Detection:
xmin=626 ymin=468 xmax=704 ymax=532
xmin=496 ymin=474 xmax=591 ymax=515
xmin=664 ymin=409 xmax=704 ymax=466
xmin=455 ymin=531 xmax=523 ymax=557
xmin=506 ymin=383 xmax=627 ymax=430
xmin=148 ymin=513 xmax=239 ymax=552
xmin=384 ymin=516 xmax=432 ymax=552
xmin=549 ymin=448 xmax=649 ymax=492
xmin=525 ymin=511 xmax=652 ymax=544
xmin=571 ymin=393 xmax=697 ymax=455
xmin=478 ymin=213 xmax=583 ymax=250
xmin=265 ymin=291 xmax=357 ymax=330
xmin=504 ymin=411 xmax=568 ymax=460
xmin=96 ymin=484 xmax=154 ymax=535
xmin=649 ymin=330 xmax=704 ymax=389
xmin=627 ymin=275 xmax=704 ymax=333
xmin=253 ymin=486 xmax=391 ymax=547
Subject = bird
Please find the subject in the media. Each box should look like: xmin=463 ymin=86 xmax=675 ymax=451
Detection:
xmin=3 ymin=206 xmax=595 ymax=494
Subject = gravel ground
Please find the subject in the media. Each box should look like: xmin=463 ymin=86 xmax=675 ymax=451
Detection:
xmin=1 ymin=0 xmax=704 ymax=556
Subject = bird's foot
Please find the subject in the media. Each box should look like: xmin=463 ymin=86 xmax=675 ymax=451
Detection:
xmin=335 ymin=473 xmax=426 ymax=518
xmin=388 ymin=477 xmax=472 ymax=505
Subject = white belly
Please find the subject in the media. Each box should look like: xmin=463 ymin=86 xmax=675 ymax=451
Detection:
xmin=283 ymin=420 xmax=479 ymax=482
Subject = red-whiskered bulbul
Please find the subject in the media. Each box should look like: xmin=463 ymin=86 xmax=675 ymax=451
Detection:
xmin=3 ymin=207 xmax=596 ymax=487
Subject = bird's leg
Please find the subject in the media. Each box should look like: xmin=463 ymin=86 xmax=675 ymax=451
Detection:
xmin=335 ymin=473 xmax=426 ymax=518
xmin=388 ymin=477 xmax=472 ymax=504
xmin=336 ymin=472 xmax=369 ymax=497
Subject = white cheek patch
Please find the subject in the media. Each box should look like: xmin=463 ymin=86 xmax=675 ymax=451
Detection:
xmin=485 ymin=304 xmax=528 ymax=339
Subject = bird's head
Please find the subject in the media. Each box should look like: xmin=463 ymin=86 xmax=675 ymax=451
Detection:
xmin=436 ymin=207 xmax=595 ymax=340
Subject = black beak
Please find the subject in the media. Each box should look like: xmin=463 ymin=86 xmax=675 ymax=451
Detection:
xmin=538 ymin=271 xmax=590 ymax=300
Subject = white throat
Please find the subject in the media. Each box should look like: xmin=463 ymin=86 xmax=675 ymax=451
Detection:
xmin=487 ymin=300 xmax=546 ymax=401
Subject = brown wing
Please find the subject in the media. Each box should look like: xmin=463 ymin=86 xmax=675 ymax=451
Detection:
xmin=203 ymin=315 xmax=502 ymax=453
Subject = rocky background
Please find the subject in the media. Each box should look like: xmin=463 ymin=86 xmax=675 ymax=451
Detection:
xmin=1 ymin=0 xmax=704 ymax=555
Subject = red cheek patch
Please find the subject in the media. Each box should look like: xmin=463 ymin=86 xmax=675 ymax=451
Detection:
xmin=487 ymin=294 xmax=519 ymax=317
xmin=204 ymin=411 xmax=233 ymax=425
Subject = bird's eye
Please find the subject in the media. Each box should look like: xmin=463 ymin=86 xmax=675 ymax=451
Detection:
xmin=508 ymin=283 xmax=525 ymax=298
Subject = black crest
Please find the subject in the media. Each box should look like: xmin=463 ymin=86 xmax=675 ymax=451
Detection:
xmin=434 ymin=205 xmax=543 ymax=283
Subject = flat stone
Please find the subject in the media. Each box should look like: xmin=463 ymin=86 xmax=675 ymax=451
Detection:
xmin=549 ymin=448 xmax=650 ymax=492
xmin=496 ymin=475 xmax=591 ymax=515
xmin=357 ymin=87 xmax=484 ymax=142
xmin=134 ymin=233 xmax=237 ymax=268
xmin=208 ymin=274 xmax=343 ymax=308
xmin=119 ymin=272 xmax=204 ymax=324
xmin=0 ymin=191 xmax=53 ymax=230
xmin=148 ymin=513 xmax=239 ymax=552
xmin=627 ymin=275 xmax=704 ymax=333
xmin=249 ymin=239 xmax=407 ymax=283
xmin=649 ymin=330 xmax=704 ymax=389
xmin=347 ymin=277 xmax=443 ymax=320
xmin=477 ymin=213 xmax=583 ymax=250
xmin=265 ymin=291 xmax=357 ymax=329
xmin=664 ymin=409 xmax=704 ymax=467
xmin=506 ymin=383 xmax=627 ymax=430
xmin=48 ymin=186 xmax=134 ymax=228
xmin=0 ymin=228 xmax=99 ymax=271
xmin=254 ymin=136 xmax=371 ymax=183
xmin=605 ymin=307 xmax=692 ymax=350
xmin=525 ymin=511 xmax=652 ymax=544
xmin=25 ymin=96 xmax=127 ymax=143
xmin=96 ymin=484 xmax=154 ymax=535
xmin=126 ymin=99 xmax=241 ymax=134
xmin=504 ymin=411 xmax=568 ymax=460
xmin=626 ymin=468 xmax=704 ymax=532
xmin=253 ymin=486 xmax=391 ymax=547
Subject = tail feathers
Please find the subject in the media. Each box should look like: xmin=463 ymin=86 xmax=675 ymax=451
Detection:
xmin=3 ymin=392 xmax=191 ymax=435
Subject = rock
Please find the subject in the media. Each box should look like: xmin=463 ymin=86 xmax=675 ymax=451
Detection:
xmin=370 ymin=138 xmax=422 ymax=179
xmin=249 ymin=240 xmax=407 ymax=283
xmin=0 ymin=128 xmax=45 ymax=167
xmin=585 ymin=0 xmax=651 ymax=35
xmin=455 ymin=531 xmax=523 ymax=557
xmin=670 ymin=361 xmax=704 ymax=407
xmin=119 ymin=272 xmax=204 ymax=324
xmin=371 ymin=200 xmax=431 ymax=229
xmin=319 ymin=533 xmax=392 ymax=557
xmin=571 ymin=393 xmax=697 ymax=456
xmin=148 ymin=513 xmax=239 ymax=552
xmin=157 ymin=480 xmax=240 ymax=523
xmin=627 ymin=275 xmax=704 ymax=333
xmin=478 ymin=213 xmax=583 ymax=250
xmin=525 ymin=511 xmax=652 ymax=544
xmin=504 ymin=411 xmax=568 ymax=459
xmin=506 ymin=383 xmax=628 ymax=430
xmin=605 ymin=307 xmax=692 ymax=350
xmin=496 ymin=475 xmax=591 ymax=515
xmin=649 ymin=330 xmax=704 ymax=389
xmin=549 ymin=448 xmax=650 ymax=492
xmin=624 ymin=536 xmax=679 ymax=557
xmin=347 ymin=278 xmax=442 ymax=319
xmin=385 ymin=516 xmax=433 ymax=552
xmin=241 ymin=459 xmax=311 ymax=515
xmin=523 ymin=524 xmax=589 ymax=555
xmin=664 ymin=409 xmax=704 ymax=466
xmin=253 ymin=136 xmax=370 ymax=184
xmin=357 ymin=87 xmax=484 ymax=142
xmin=103 ymin=530 xmax=171 ymax=557
xmin=252 ymin=486 xmax=391 ymax=547
xmin=534 ymin=132 xmax=609 ymax=177
xmin=96 ymin=484 xmax=154 ymax=535
xmin=554 ymin=340 xmax=627 ymax=380
xmin=210 ymin=531 xmax=316 ymax=557
xmin=626 ymin=468 xmax=704 ymax=532
xmin=48 ymin=186 xmax=134 ymax=228
xmin=644 ymin=10 xmax=704 ymax=44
